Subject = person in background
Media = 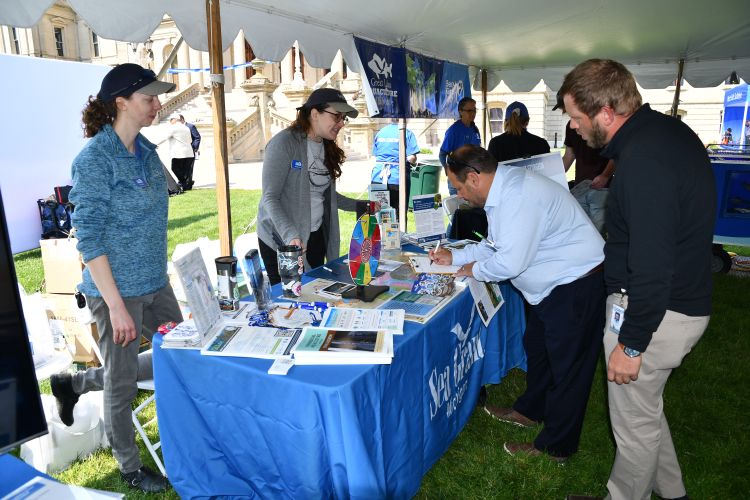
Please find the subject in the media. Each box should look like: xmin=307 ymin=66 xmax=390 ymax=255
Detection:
xmin=256 ymin=88 xmax=359 ymax=285
xmin=431 ymin=144 xmax=605 ymax=462
xmin=371 ymin=118 xmax=420 ymax=219
xmin=50 ymin=63 xmax=181 ymax=493
xmin=487 ymin=101 xmax=550 ymax=163
xmin=440 ymin=97 xmax=481 ymax=195
xmin=179 ymin=114 xmax=201 ymax=189
xmin=560 ymin=58 xmax=715 ymax=500
xmin=557 ymin=92 xmax=615 ymax=235
xmin=161 ymin=114 xmax=195 ymax=190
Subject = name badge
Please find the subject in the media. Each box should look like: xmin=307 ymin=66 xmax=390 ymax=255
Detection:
xmin=291 ymin=160 xmax=303 ymax=170
xmin=609 ymin=303 xmax=625 ymax=334
xmin=133 ymin=177 xmax=148 ymax=188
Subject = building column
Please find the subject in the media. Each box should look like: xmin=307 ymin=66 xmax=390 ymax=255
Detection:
xmin=233 ymin=30 xmax=246 ymax=90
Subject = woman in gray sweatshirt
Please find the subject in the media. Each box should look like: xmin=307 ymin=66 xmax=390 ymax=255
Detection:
xmin=257 ymin=88 xmax=359 ymax=284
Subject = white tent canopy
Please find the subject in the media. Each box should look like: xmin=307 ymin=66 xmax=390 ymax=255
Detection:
xmin=3 ymin=0 xmax=750 ymax=90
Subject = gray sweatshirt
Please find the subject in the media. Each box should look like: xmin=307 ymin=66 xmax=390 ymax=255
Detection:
xmin=257 ymin=128 xmax=356 ymax=267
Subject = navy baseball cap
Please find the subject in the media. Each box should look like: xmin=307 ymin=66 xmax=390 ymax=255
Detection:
xmin=97 ymin=63 xmax=176 ymax=103
xmin=505 ymin=101 xmax=529 ymax=120
xmin=299 ymin=87 xmax=358 ymax=118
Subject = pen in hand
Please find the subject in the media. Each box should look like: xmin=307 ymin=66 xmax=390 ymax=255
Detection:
xmin=431 ymin=240 xmax=441 ymax=264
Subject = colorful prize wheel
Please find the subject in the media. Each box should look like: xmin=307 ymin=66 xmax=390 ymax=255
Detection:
xmin=348 ymin=214 xmax=382 ymax=286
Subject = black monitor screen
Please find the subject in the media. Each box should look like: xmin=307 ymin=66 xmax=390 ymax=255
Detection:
xmin=0 ymin=188 xmax=48 ymax=454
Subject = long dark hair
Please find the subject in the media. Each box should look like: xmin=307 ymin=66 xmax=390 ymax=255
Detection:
xmin=81 ymin=95 xmax=117 ymax=138
xmin=290 ymin=104 xmax=345 ymax=179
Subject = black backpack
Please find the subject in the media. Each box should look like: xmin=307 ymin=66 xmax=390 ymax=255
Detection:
xmin=37 ymin=198 xmax=74 ymax=239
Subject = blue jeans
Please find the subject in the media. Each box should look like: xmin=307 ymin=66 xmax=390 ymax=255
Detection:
xmin=574 ymin=188 xmax=609 ymax=235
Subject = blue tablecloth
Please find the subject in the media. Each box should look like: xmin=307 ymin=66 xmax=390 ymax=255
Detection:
xmin=153 ymin=270 xmax=525 ymax=499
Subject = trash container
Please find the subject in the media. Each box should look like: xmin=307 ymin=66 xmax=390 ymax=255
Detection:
xmin=409 ymin=161 xmax=442 ymax=209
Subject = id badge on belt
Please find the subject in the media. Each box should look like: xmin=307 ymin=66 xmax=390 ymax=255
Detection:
xmin=609 ymin=290 xmax=626 ymax=334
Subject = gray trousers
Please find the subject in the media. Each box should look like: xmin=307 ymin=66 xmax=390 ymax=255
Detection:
xmin=71 ymin=285 xmax=182 ymax=474
xmin=603 ymin=293 xmax=709 ymax=500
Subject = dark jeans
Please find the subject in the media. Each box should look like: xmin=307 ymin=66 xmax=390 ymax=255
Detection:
xmin=258 ymin=227 xmax=327 ymax=285
xmin=512 ymin=269 xmax=605 ymax=457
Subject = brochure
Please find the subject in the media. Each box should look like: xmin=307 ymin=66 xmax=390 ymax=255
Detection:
xmin=381 ymin=222 xmax=401 ymax=250
xmin=467 ymin=278 xmax=505 ymax=327
xmin=412 ymin=194 xmax=445 ymax=243
xmin=293 ymin=327 xmax=394 ymax=365
xmin=369 ymin=183 xmax=391 ymax=208
xmin=319 ymin=307 xmax=405 ymax=335
xmin=201 ymin=325 xmax=302 ymax=359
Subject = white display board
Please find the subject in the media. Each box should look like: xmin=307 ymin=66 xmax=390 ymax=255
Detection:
xmin=0 ymin=54 xmax=109 ymax=253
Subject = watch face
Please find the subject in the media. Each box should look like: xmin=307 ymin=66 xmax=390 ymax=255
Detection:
xmin=623 ymin=346 xmax=641 ymax=358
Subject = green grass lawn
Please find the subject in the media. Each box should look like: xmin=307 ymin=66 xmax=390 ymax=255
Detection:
xmin=11 ymin=189 xmax=750 ymax=498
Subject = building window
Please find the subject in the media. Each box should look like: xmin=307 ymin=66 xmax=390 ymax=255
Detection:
xmin=489 ymin=107 xmax=504 ymax=136
xmin=245 ymin=41 xmax=255 ymax=80
xmin=91 ymin=32 xmax=99 ymax=57
xmin=11 ymin=27 xmax=20 ymax=54
xmin=53 ymin=27 xmax=64 ymax=57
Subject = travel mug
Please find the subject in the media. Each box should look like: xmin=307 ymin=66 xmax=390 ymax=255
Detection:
xmin=277 ymin=245 xmax=303 ymax=298
xmin=215 ymin=256 xmax=239 ymax=310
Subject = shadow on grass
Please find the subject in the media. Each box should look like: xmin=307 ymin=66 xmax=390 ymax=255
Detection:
xmin=168 ymin=212 xmax=215 ymax=231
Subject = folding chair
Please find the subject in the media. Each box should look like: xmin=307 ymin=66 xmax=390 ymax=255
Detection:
xmin=132 ymin=377 xmax=166 ymax=476
xmin=89 ymin=337 xmax=166 ymax=476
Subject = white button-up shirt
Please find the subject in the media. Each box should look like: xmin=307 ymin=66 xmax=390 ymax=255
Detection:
xmin=451 ymin=166 xmax=604 ymax=305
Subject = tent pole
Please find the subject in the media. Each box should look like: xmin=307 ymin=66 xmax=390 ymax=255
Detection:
xmin=399 ymin=118 xmax=407 ymax=232
xmin=481 ymin=68 xmax=488 ymax=147
xmin=206 ymin=0 xmax=232 ymax=255
xmin=670 ymin=58 xmax=685 ymax=118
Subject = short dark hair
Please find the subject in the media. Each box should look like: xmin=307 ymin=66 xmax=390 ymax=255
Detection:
xmin=446 ymin=144 xmax=497 ymax=182
xmin=559 ymin=59 xmax=642 ymax=118
xmin=458 ymin=97 xmax=476 ymax=111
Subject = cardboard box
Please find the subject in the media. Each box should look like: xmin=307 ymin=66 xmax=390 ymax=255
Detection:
xmin=42 ymin=293 xmax=99 ymax=364
xmin=40 ymin=238 xmax=84 ymax=294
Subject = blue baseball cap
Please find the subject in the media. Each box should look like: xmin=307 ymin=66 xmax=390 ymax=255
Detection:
xmin=97 ymin=63 xmax=175 ymax=103
xmin=505 ymin=101 xmax=529 ymax=120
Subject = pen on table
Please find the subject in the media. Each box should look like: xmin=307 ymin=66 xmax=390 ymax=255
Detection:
xmin=291 ymin=301 xmax=330 ymax=311
xmin=322 ymin=266 xmax=333 ymax=273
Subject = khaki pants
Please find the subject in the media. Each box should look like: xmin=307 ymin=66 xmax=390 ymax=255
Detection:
xmin=603 ymin=293 xmax=708 ymax=500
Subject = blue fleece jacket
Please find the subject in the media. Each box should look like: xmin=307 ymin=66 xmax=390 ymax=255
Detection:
xmin=70 ymin=124 xmax=169 ymax=298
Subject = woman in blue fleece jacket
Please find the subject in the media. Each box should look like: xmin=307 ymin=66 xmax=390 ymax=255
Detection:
xmin=49 ymin=64 xmax=181 ymax=493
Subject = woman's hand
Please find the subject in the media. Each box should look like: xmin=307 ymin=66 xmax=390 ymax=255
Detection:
xmin=109 ymin=302 xmax=137 ymax=347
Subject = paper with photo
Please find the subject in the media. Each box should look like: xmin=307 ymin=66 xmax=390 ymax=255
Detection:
xmin=201 ymin=325 xmax=302 ymax=359
xmin=412 ymin=194 xmax=445 ymax=242
xmin=467 ymin=278 xmax=505 ymax=327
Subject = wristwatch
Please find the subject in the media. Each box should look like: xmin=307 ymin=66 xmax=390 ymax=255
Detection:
xmin=619 ymin=343 xmax=641 ymax=358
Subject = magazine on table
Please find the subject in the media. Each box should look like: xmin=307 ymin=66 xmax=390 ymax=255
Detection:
xmin=319 ymin=307 xmax=405 ymax=335
xmin=467 ymin=278 xmax=505 ymax=327
xmin=201 ymin=325 xmax=303 ymax=359
xmin=293 ymin=327 xmax=394 ymax=365
xmin=377 ymin=287 xmax=461 ymax=324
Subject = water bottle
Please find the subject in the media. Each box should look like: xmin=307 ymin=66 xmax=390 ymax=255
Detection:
xmin=244 ymin=249 xmax=273 ymax=310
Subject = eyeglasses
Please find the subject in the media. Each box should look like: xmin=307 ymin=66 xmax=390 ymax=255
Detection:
xmin=447 ymin=153 xmax=480 ymax=175
xmin=108 ymin=69 xmax=157 ymax=98
xmin=322 ymin=109 xmax=349 ymax=124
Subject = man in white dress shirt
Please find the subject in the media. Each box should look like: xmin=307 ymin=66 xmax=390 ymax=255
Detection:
xmin=162 ymin=114 xmax=195 ymax=190
xmin=431 ymin=144 xmax=605 ymax=461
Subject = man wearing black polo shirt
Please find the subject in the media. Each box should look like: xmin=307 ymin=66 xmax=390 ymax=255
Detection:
xmin=559 ymin=59 xmax=715 ymax=500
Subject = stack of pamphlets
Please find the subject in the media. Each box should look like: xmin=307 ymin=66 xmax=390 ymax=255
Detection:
xmin=162 ymin=320 xmax=203 ymax=348
xmin=411 ymin=273 xmax=455 ymax=297
xmin=319 ymin=307 xmax=405 ymax=335
xmin=293 ymin=327 xmax=394 ymax=365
